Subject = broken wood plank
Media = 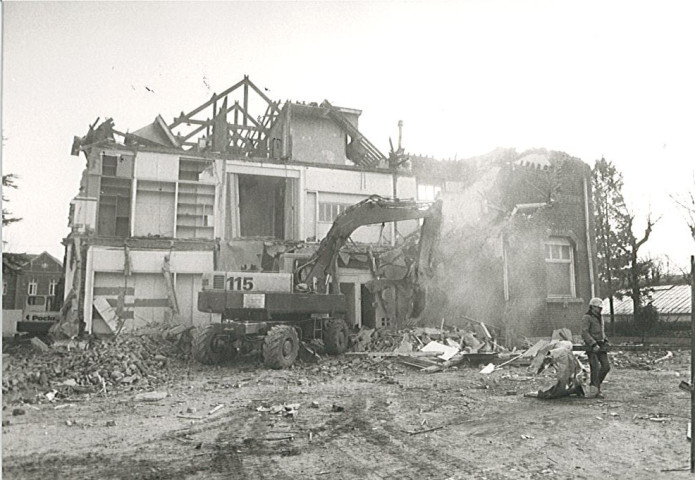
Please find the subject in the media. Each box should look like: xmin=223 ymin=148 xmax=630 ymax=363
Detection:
xmin=495 ymin=353 xmax=525 ymax=369
xmin=406 ymin=425 xmax=444 ymax=435
xmin=208 ymin=404 xmax=224 ymax=415
xmin=398 ymin=360 xmax=428 ymax=370
xmin=423 ymin=354 xmax=466 ymax=373
xmin=176 ymin=415 xmax=205 ymax=420
xmin=345 ymin=351 xmax=444 ymax=357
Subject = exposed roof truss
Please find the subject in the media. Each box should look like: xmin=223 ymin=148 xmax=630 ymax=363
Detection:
xmin=168 ymin=75 xmax=281 ymax=156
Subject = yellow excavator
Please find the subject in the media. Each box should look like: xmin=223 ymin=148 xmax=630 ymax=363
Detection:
xmin=195 ymin=194 xmax=442 ymax=369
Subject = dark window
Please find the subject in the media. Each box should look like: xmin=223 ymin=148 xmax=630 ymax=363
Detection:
xmin=27 ymin=296 xmax=46 ymax=306
xmin=102 ymin=155 xmax=118 ymax=176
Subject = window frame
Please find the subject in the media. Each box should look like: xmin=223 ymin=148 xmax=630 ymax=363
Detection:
xmin=544 ymin=237 xmax=576 ymax=298
xmin=49 ymin=279 xmax=58 ymax=296
xmin=318 ymin=202 xmax=352 ymax=223
xmin=416 ymin=182 xmax=442 ymax=202
xmin=27 ymin=278 xmax=38 ymax=296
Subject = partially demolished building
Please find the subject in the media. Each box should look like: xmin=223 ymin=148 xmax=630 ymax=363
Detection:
xmin=63 ymin=76 xmax=598 ymax=341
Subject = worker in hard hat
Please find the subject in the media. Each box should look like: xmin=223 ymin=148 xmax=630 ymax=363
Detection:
xmin=581 ymin=297 xmax=611 ymax=398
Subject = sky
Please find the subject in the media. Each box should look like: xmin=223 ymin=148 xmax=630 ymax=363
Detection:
xmin=2 ymin=0 xmax=694 ymax=270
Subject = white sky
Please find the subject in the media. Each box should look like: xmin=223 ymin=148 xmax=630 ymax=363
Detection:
xmin=2 ymin=1 xmax=694 ymax=269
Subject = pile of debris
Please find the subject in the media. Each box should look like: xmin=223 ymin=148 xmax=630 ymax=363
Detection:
xmin=346 ymin=324 xmax=505 ymax=373
xmin=2 ymin=334 xmax=184 ymax=402
xmin=610 ymin=349 xmax=679 ymax=370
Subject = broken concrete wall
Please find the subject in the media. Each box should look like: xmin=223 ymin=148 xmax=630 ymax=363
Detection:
xmin=85 ymin=245 xmax=215 ymax=334
xmin=419 ymin=149 xmax=597 ymax=342
xmin=268 ymin=103 xmax=364 ymax=166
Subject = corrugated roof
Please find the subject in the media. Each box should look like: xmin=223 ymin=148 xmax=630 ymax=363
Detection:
xmin=602 ymin=285 xmax=692 ymax=315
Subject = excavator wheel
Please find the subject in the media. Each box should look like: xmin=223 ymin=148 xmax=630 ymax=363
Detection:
xmin=262 ymin=325 xmax=299 ymax=369
xmin=323 ymin=318 xmax=349 ymax=355
xmin=192 ymin=324 xmax=233 ymax=365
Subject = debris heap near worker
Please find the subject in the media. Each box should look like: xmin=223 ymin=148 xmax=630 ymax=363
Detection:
xmin=344 ymin=325 xmax=508 ymax=373
xmin=2 ymin=334 xmax=186 ymax=402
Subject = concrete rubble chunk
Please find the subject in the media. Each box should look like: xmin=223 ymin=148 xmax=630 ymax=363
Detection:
xmin=551 ymin=328 xmax=573 ymax=342
xmin=396 ymin=334 xmax=414 ymax=353
xmin=421 ymin=341 xmax=459 ymax=361
xmin=30 ymin=337 xmax=50 ymax=353
xmin=3 ymin=353 xmax=12 ymax=371
xmin=479 ymin=363 xmax=495 ymax=374
xmin=522 ymin=339 xmax=550 ymax=359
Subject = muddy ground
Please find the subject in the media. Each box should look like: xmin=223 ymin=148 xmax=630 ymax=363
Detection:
xmin=2 ymin=348 xmax=694 ymax=480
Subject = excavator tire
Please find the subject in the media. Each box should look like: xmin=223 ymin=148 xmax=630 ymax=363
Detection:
xmin=324 ymin=318 xmax=349 ymax=355
xmin=262 ymin=325 xmax=299 ymax=369
xmin=193 ymin=324 xmax=230 ymax=365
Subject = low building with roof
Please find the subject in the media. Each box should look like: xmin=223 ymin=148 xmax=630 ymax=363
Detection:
xmin=602 ymin=284 xmax=692 ymax=323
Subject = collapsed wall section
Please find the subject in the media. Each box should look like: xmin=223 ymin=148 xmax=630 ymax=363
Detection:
xmin=426 ymin=150 xmax=597 ymax=342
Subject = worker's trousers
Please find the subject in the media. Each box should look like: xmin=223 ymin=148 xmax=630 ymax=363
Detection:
xmin=588 ymin=350 xmax=611 ymax=389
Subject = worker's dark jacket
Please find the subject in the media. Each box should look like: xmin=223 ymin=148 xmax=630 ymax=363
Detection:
xmin=581 ymin=311 xmax=607 ymax=349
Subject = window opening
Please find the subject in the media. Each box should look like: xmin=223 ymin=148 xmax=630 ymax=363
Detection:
xmin=28 ymin=279 xmax=38 ymax=296
xmin=545 ymin=237 xmax=576 ymax=298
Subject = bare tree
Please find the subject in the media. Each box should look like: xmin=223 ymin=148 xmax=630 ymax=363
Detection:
xmin=2 ymin=173 xmax=21 ymax=227
xmin=623 ymin=213 xmax=658 ymax=317
xmin=2 ymin=173 xmax=28 ymax=276
xmin=671 ymin=184 xmax=695 ymax=242
xmin=592 ymin=158 xmax=660 ymax=330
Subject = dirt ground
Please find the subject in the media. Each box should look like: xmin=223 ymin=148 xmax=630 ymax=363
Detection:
xmin=2 ymin=348 xmax=694 ymax=480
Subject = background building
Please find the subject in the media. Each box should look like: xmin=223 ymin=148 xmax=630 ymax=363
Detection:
xmin=2 ymin=251 xmax=63 ymax=311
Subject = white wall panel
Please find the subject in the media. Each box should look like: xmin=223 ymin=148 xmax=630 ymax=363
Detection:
xmin=175 ymin=274 xmax=210 ymax=327
xmin=90 ymin=247 xmax=213 ymax=273
xmin=304 ymin=167 xmax=416 ymax=198
xmin=134 ymin=152 xmax=179 ymax=181
xmin=134 ymin=190 xmax=175 ymax=237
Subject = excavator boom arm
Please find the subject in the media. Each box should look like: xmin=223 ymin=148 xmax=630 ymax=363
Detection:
xmin=296 ymin=195 xmax=442 ymax=292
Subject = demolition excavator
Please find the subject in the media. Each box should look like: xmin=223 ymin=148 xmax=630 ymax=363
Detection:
xmin=194 ymin=194 xmax=443 ymax=369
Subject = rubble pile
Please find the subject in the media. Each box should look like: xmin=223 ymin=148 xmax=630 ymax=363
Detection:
xmin=350 ymin=326 xmax=499 ymax=353
xmin=347 ymin=324 xmax=505 ymax=372
xmin=2 ymin=334 xmax=185 ymax=401
xmin=610 ymin=349 xmax=681 ymax=370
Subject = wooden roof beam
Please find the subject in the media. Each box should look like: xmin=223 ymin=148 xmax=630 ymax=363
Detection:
xmin=169 ymin=78 xmax=245 ymax=129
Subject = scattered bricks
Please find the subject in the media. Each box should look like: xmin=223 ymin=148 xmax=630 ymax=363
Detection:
xmin=2 ymin=333 xmax=184 ymax=398
xmin=12 ymin=408 xmax=26 ymax=416
xmin=3 ymin=354 xmax=12 ymax=371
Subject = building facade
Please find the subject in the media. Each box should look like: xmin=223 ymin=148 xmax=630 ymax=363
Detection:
xmin=63 ymin=77 xmax=597 ymax=341
xmin=2 ymin=252 xmax=63 ymax=312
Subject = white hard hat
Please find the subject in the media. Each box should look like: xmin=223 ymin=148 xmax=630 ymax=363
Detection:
xmin=589 ymin=297 xmax=603 ymax=308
